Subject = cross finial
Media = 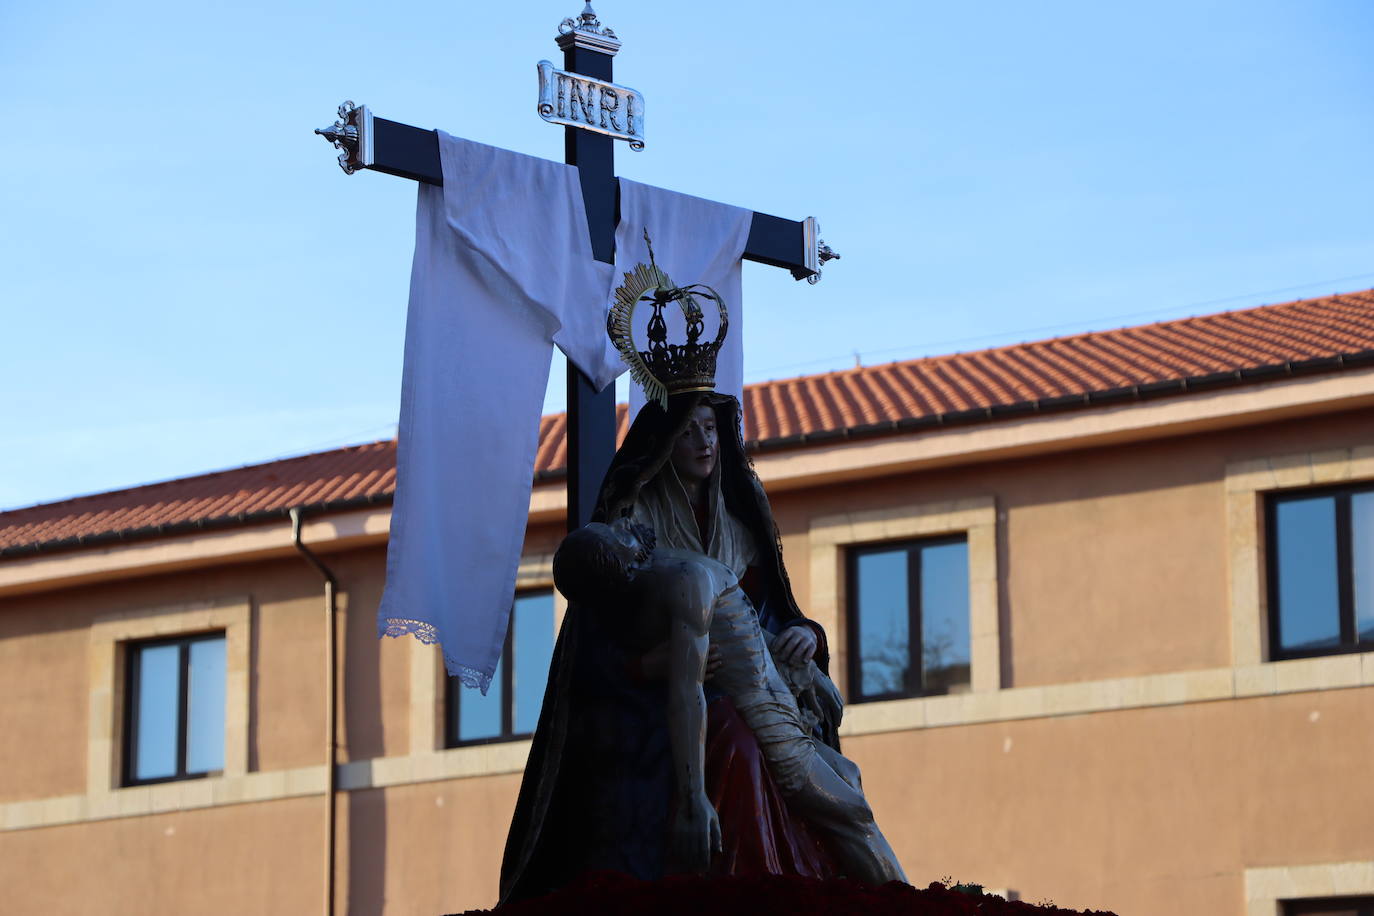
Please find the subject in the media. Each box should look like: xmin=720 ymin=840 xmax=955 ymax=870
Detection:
xmin=642 ymin=227 xmax=659 ymax=270
xmin=556 ymin=2 xmax=621 ymax=55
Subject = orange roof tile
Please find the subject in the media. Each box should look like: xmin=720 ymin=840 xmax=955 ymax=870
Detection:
xmin=4 ymin=289 xmax=1374 ymax=556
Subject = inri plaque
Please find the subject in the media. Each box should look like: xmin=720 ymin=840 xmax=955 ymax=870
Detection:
xmin=537 ymin=60 xmax=645 ymax=150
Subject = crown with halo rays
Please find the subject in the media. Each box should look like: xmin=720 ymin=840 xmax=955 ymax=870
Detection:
xmin=606 ymin=229 xmax=729 ymax=410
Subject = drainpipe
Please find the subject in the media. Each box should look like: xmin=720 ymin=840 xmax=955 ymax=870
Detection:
xmin=291 ymin=507 xmax=339 ymax=916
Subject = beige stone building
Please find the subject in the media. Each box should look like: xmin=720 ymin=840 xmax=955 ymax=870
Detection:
xmin=3 ymin=290 xmax=1373 ymax=916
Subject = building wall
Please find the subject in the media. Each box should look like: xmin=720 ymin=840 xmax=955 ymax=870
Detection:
xmin=848 ymin=686 xmax=1374 ymax=913
xmin=0 ymin=797 xmax=326 ymax=916
xmin=2 ymin=405 xmax=1372 ymax=914
xmin=773 ymin=405 xmax=1374 ymax=687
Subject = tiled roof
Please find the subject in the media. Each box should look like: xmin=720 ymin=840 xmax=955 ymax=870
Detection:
xmin=5 ymin=289 xmax=1374 ymax=555
xmin=742 ymin=288 xmax=1374 ymax=441
xmin=0 ymin=441 xmax=400 ymax=556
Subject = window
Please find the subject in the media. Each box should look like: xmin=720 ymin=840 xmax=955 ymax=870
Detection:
xmin=1267 ymin=483 xmax=1374 ymax=660
xmin=1284 ymin=897 xmax=1374 ymax=916
xmin=445 ymin=590 xmax=556 ymax=746
xmin=123 ymin=632 xmax=226 ymax=786
xmin=847 ymin=537 xmax=970 ymax=702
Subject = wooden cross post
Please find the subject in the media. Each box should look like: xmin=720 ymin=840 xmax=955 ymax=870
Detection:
xmin=316 ymin=4 xmax=838 ymax=532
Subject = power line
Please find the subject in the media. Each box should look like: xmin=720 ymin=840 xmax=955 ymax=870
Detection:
xmin=745 ymin=271 xmax=1374 ymax=381
xmin=276 ymin=422 xmax=400 ymax=460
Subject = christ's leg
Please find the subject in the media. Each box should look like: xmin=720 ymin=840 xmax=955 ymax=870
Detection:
xmin=816 ymin=740 xmax=863 ymax=793
xmin=784 ymin=749 xmax=907 ymax=887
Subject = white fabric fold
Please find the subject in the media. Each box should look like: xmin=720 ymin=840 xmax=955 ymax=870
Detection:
xmin=614 ymin=179 xmax=753 ymax=419
xmin=378 ymin=132 xmax=619 ymax=691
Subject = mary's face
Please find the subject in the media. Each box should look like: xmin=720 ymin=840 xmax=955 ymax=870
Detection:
xmin=670 ymin=404 xmax=718 ymax=487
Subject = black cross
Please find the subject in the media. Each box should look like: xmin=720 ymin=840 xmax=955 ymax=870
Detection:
xmin=318 ymin=7 xmax=828 ymax=532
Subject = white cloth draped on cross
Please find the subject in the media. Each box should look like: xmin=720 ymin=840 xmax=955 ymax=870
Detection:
xmin=378 ymin=132 xmax=750 ymax=691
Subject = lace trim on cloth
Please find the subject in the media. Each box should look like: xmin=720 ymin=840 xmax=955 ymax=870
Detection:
xmin=379 ymin=617 xmax=494 ymax=693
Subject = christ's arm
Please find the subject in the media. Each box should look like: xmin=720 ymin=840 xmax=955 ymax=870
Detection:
xmin=659 ymin=559 xmax=721 ymax=872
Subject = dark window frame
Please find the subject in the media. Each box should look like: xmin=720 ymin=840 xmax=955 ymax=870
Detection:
xmin=1282 ymin=896 xmax=1374 ymax=916
xmin=846 ymin=534 xmax=969 ymax=704
xmin=444 ymin=589 xmax=552 ymax=748
xmin=122 ymin=630 xmax=226 ymax=787
xmin=1266 ymin=481 xmax=1374 ymax=661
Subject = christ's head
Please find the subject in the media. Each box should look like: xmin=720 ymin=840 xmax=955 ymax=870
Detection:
xmin=553 ymin=517 xmax=657 ymax=606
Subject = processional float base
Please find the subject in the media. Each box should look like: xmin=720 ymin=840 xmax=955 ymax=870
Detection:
xmin=450 ymin=871 xmax=1120 ymax=916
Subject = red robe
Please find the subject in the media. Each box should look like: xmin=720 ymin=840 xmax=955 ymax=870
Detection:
xmin=704 ymin=695 xmax=841 ymax=878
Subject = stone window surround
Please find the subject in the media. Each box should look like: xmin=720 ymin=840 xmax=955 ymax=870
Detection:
xmin=88 ymin=595 xmax=252 ymax=797
xmin=1226 ymin=446 xmax=1374 ymax=668
xmin=1245 ymin=861 xmax=1374 ymax=916
xmin=1 ymin=593 xmax=337 ymax=832
xmin=809 ymin=496 xmax=1001 ymax=701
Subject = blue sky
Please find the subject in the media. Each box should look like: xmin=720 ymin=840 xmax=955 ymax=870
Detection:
xmin=2 ymin=0 xmax=1372 ymax=510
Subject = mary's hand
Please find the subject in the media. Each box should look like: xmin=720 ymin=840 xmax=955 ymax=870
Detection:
xmin=704 ymin=643 xmax=723 ymax=680
xmin=773 ymin=625 xmax=818 ymax=664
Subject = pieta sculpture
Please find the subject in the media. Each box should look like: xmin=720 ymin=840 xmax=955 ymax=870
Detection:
xmin=500 ymin=237 xmax=906 ymax=902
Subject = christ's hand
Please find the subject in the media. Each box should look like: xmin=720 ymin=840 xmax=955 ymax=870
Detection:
xmin=670 ymin=791 xmax=721 ymax=874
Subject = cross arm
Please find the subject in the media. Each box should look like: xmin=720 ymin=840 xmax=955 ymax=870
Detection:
xmin=316 ymin=105 xmax=838 ymax=282
xmin=360 ymin=116 xmax=443 ymax=185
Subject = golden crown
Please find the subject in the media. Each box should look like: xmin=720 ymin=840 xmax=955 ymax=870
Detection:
xmin=607 ymin=230 xmax=728 ymax=410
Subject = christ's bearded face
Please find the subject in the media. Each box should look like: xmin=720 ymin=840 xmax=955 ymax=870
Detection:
xmin=606 ymin=516 xmax=656 ymax=582
xmin=670 ymin=404 xmax=718 ymax=487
